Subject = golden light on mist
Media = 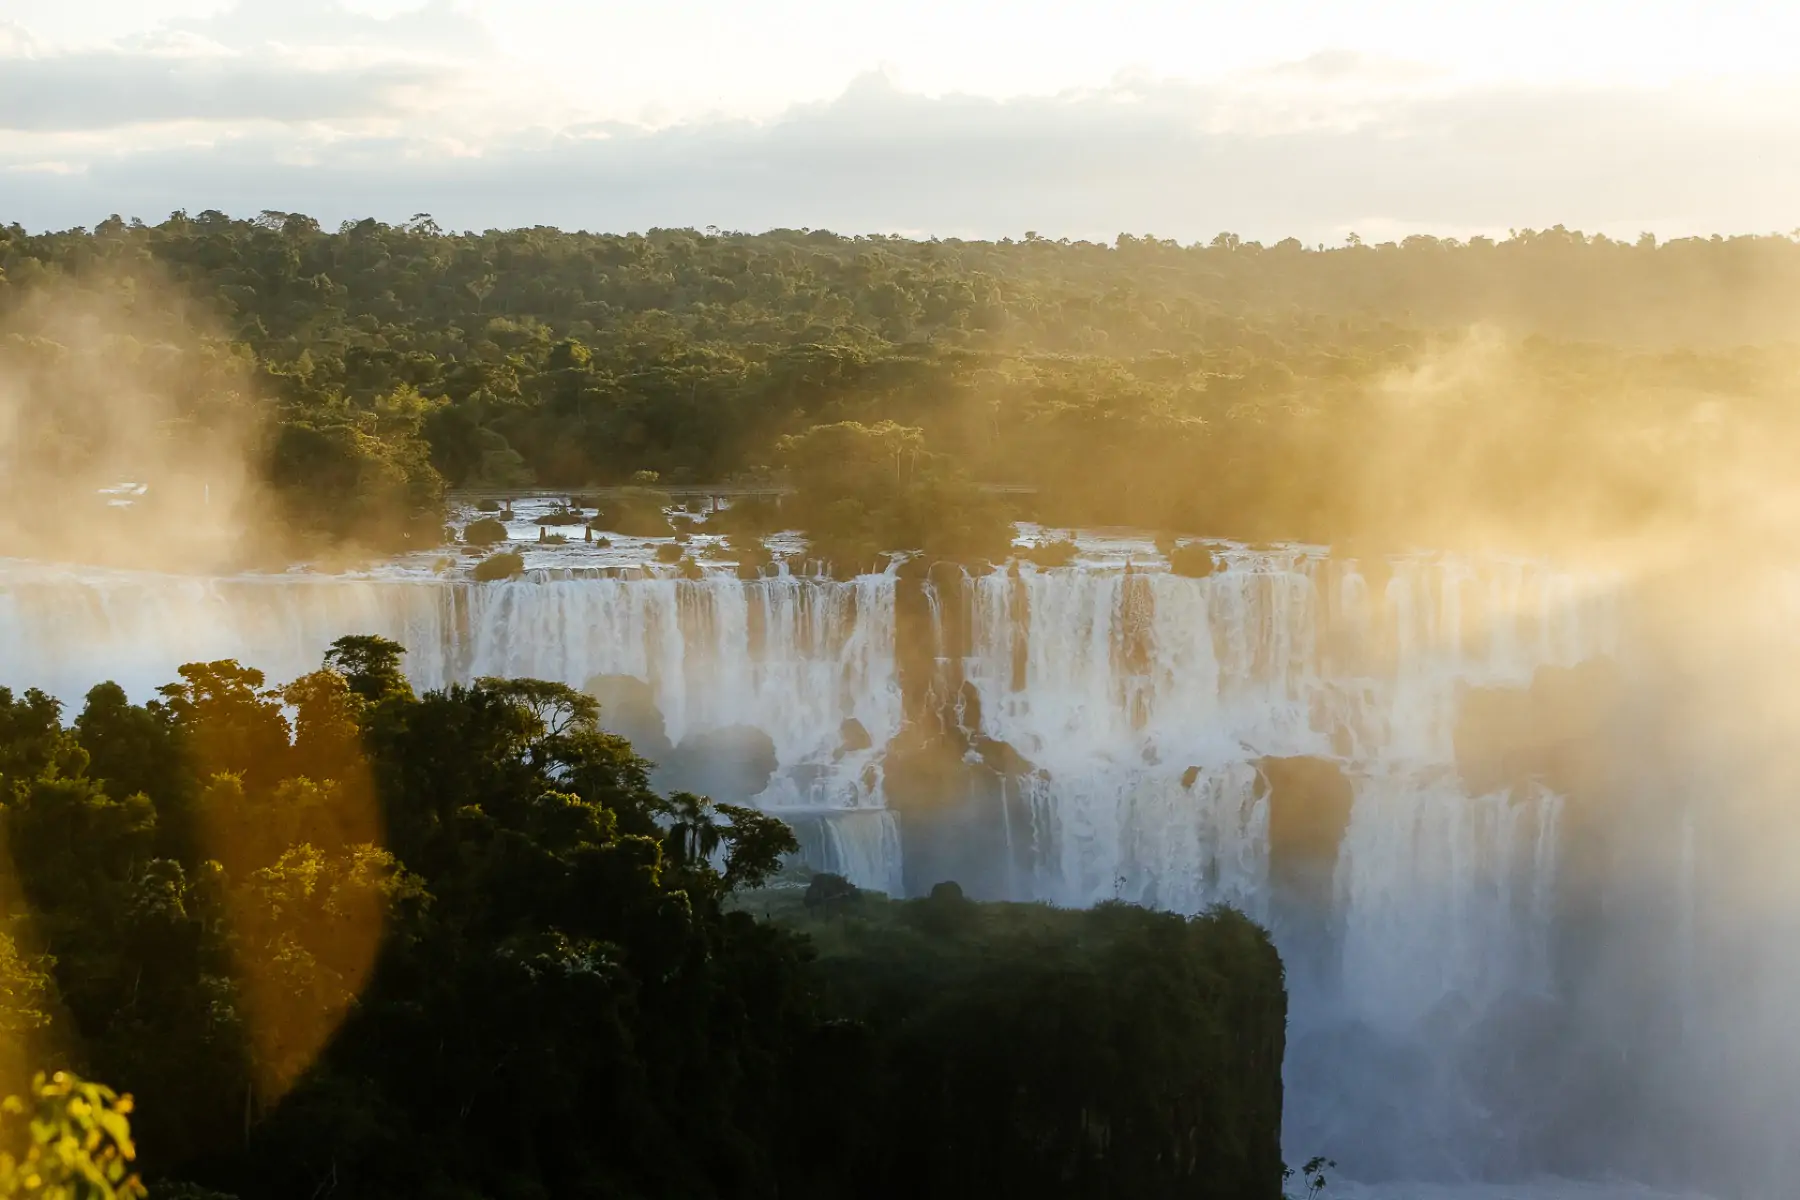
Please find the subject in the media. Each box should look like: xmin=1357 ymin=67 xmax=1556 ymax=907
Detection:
xmin=0 ymin=273 xmax=276 ymax=574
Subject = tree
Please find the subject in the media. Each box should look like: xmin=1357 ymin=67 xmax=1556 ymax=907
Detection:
xmin=0 ymin=1073 xmax=145 ymax=1200
xmin=661 ymin=794 xmax=798 ymax=893
xmin=713 ymin=803 xmax=799 ymax=891
xmin=0 ymin=691 xmax=87 ymax=792
xmin=777 ymin=421 xmax=1009 ymax=572
xmin=154 ymin=664 xmax=290 ymax=792
xmin=0 ymin=936 xmax=49 ymax=1041
xmin=0 ymin=643 xmax=1291 ymax=1199
xmin=8 ymin=213 xmax=1798 ymax=562
xmin=320 ymin=637 xmax=412 ymax=707
xmin=73 ymin=687 xmax=178 ymax=816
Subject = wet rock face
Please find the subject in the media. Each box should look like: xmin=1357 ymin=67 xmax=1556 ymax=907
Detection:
xmin=1451 ymin=658 xmax=1632 ymax=1014
xmin=663 ymin=725 xmax=778 ymax=805
xmin=882 ymin=726 xmax=972 ymax=815
xmin=883 ymin=720 xmax=1040 ymax=899
xmin=886 ymin=567 xmax=1034 ymax=896
xmin=587 ymin=674 xmax=780 ymax=804
xmin=1257 ymin=755 xmax=1356 ymax=876
xmin=585 ymin=673 xmax=673 ymax=760
xmin=1454 ymin=687 xmax=1539 ymax=796
xmin=893 ymin=574 xmax=955 ymax=726
xmin=972 ymin=734 xmax=1032 ymax=777
xmin=838 ymin=717 xmax=873 ymax=753
xmin=1453 ymin=657 xmax=1624 ymax=801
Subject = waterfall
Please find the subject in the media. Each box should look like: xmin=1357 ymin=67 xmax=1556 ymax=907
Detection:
xmin=0 ymin=561 xmax=904 ymax=892
xmin=0 ymin=545 xmax=1647 ymax=1183
xmin=949 ymin=554 xmax=1610 ymax=917
xmin=0 ymin=546 xmax=1614 ymax=910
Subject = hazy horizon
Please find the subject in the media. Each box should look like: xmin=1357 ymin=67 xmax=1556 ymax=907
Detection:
xmin=7 ymin=0 xmax=1800 ymax=241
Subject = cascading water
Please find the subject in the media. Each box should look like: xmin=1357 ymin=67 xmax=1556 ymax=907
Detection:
xmin=0 ymin=560 xmax=906 ymax=894
xmin=912 ymin=548 xmax=1621 ymax=1182
xmin=1 ymin=540 xmax=1741 ymax=1193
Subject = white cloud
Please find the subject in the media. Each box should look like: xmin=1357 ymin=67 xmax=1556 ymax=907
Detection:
xmin=5 ymin=159 xmax=83 ymax=174
xmin=0 ymin=19 xmax=39 ymax=55
xmin=0 ymin=0 xmax=502 ymax=134
xmin=0 ymin=47 xmax=448 ymax=130
xmin=5 ymin=71 xmax=1800 ymax=242
xmin=4 ymin=1 xmax=1800 ymax=239
xmin=162 ymin=0 xmax=490 ymax=57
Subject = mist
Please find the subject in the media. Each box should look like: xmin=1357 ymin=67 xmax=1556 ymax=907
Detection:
xmin=3 ymin=216 xmax=1800 ymax=1197
xmin=0 ymin=272 xmax=268 ymax=572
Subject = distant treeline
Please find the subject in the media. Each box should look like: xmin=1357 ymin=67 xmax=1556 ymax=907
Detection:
xmin=0 ymin=641 xmax=1285 ymax=1198
xmin=4 ymin=214 xmax=1799 ymax=560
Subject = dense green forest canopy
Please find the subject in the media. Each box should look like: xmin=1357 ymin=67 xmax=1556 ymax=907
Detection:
xmin=4 ymin=213 xmax=1799 ymax=562
xmin=0 ymin=643 xmax=1287 ymax=1198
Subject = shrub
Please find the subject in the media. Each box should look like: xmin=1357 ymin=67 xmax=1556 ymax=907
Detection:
xmin=910 ymin=879 xmax=978 ymax=936
xmin=543 ymin=533 xmax=568 ymax=545
xmin=536 ymin=507 xmax=586 ymax=526
xmin=803 ymin=872 xmax=861 ymax=913
xmin=726 ymin=533 xmax=774 ymax=570
xmin=654 ymin=542 xmax=684 ymax=564
xmin=678 ymin=556 xmax=704 ymax=580
xmin=463 ymin=517 xmax=508 ymax=547
xmin=471 ymin=551 xmax=525 ymax=581
xmin=1167 ymin=541 xmax=1218 ymax=579
xmin=707 ymin=494 xmax=784 ymax=535
xmin=591 ymin=486 xmax=674 ymax=537
xmin=475 ymin=498 xmax=502 ymax=513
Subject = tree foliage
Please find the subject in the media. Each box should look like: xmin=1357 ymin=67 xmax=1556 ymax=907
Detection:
xmin=764 ymin=888 xmax=1288 ymax=1199
xmin=0 ymin=1073 xmax=145 ymax=1200
xmin=0 ymin=641 xmax=1289 ymax=1198
xmin=7 ymin=216 xmax=1799 ymax=560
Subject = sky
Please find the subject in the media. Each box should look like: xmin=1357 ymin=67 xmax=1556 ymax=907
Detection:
xmin=3 ymin=0 xmax=1800 ymax=242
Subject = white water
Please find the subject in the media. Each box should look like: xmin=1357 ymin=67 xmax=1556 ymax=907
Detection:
xmin=0 ymin=559 xmax=906 ymax=893
xmin=958 ymin=554 xmax=1608 ymax=1004
xmin=0 ymin=540 xmax=1667 ymax=1189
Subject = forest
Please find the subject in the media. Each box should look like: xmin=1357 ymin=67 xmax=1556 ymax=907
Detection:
xmin=4 ymin=214 xmax=1800 ymax=569
xmin=0 ymin=641 xmax=1287 ymax=1199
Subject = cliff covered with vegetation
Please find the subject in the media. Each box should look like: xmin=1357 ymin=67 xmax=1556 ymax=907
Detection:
xmin=755 ymin=881 xmax=1286 ymax=1199
xmin=0 ymin=640 xmax=1288 ymax=1199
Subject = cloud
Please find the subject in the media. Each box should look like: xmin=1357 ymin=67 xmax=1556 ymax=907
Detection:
xmin=0 ymin=1 xmax=492 ymax=134
xmin=162 ymin=0 xmax=492 ymax=59
xmin=0 ymin=20 xmax=39 ymax=57
xmin=6 ymin=71 xmax=1800 ymax=241
xmin=0 ymin=49 xmax=446 ymax=131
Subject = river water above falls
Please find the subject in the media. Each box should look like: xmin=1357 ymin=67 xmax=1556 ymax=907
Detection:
xmin=0 ymin=521 xmax=1785 ymax=1197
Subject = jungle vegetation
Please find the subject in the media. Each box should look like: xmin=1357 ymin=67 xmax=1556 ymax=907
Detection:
xmin=5 ymin=215 xmax=1800 ymax=565
xmin=0 ymin=638 xmax=1288 ymax=1199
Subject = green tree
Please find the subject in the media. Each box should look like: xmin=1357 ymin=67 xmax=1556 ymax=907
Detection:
xmin=0 ymin=1073 xmax=145 ymax=1200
